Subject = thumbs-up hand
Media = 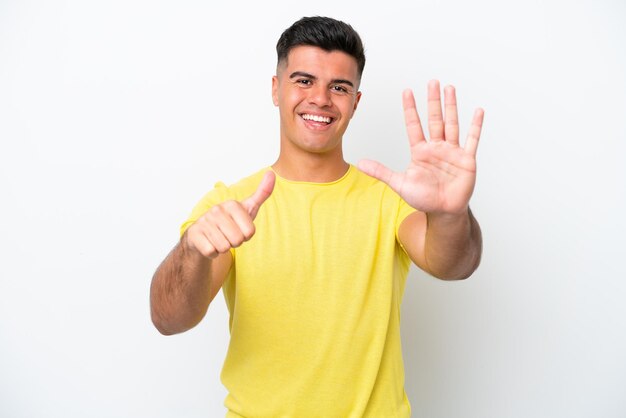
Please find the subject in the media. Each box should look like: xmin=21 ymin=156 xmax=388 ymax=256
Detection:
xmin=184 ymin=171 xmax=276 ymax=259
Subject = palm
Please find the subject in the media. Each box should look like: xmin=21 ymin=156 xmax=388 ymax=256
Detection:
xmin=359 ymin=80 xmax=484 ymax=215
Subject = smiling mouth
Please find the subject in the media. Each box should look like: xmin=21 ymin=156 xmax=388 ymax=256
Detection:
xmin=300 ymin=113 xmax=334 ymax=124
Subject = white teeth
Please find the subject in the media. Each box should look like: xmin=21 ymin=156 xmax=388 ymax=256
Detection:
xmin=302 ymin=114 xmax=332 ymax=123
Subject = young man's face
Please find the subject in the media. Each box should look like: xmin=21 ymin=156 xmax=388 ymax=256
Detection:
xmin=272 ymin=45 xmax=362 ymax=157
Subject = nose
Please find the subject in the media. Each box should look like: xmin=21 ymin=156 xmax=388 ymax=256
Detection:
xmin=307 ymin=84 xmax=332 ymax=108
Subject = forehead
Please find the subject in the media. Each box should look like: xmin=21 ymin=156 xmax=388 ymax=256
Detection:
xmin=279 ymin=45 xmax=359 ymax=81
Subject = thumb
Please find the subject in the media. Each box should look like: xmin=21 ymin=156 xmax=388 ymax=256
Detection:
xmin=357 ymin=159 xmax=402 ymax=191
xmin=242 ymin=170 xmax=276 ymax=219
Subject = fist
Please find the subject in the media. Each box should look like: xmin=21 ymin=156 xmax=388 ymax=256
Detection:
xmin=184 ymin=171 xmax=275 ymax=259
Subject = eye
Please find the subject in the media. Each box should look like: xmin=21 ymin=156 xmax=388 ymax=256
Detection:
xmin=331 ymin=85 xmax=349 ymax=93
xmin=296 ymin=78 xmax=312 ymax=86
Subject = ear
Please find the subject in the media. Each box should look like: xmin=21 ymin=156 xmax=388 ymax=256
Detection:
xmin=351 ymin=91 xmax=362 ymax=116
xmin=272 ymin=76 xmax=279 ymax=106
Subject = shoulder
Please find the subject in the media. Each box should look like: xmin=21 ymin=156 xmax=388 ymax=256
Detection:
xmin=221 ymin=167 xmax=271 ymax=200
xmin=199 ymin=167 xmax=270 ymax=202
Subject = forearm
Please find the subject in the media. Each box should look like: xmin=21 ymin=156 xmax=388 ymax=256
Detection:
xmin=424 ymin=208 xmax=482 ymax=280
xmin=150 ymin=238 xmax=213 ymax=335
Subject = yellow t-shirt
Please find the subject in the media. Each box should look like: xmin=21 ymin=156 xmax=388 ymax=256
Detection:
xmin=181 ymin=165 xmax=416 ymax=418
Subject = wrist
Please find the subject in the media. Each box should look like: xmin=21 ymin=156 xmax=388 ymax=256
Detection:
xmin=181 ymin=230 xmax=212 ymax=261
xmin=427 ymin=206 xmax=470 ymax=224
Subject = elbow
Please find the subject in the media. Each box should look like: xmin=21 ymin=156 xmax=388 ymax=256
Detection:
xmin=154 ymin=326 xmax=176 ymax=336
xmin=454 ymin=254 xmax=482 ymax=280
xmin=440 ymin=210 xmax=483 ymax=281
xmin=443 ymin=266 xmax=477 ymax=281
xmin=151 ymin=315 xmax=192 ymax=336
xmin=449 ymin=231 xmax=483 ymax=281
xmin=151 ymin=308 xmax=178 ymax=336
xmin=149 ymin=275 xmax=190 ymax=336
xmin=150 ymin=287 xmax=177 ymax=335
xmin=150 ymin=301 xmax=188 ymax=336
xmin=433 ymin=270 xmax=472 ymax=281
xmin=433 ymin=267 xmax=477 ymax=281
xmin=431 ymin=248 xmax=482 ymax=281
xmin=150 ymin=302 xmax=204 ymax=336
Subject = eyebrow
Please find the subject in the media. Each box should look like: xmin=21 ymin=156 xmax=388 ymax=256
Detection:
xmin=289 ymin=71 xmax=355 ymax=88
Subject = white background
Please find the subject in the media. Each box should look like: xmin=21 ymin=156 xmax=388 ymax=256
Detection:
xmin=1 ymin=1 xmax=625 ymax=417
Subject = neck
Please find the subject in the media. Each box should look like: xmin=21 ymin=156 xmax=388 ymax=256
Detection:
xmin=272 ymin=150 xmax=349 ymax=183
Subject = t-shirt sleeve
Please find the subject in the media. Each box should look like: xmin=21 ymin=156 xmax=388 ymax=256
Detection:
xmin=394 ymin=197 xmax=418 ymax=238
xmin=179 ymin=181 xmax=231 ymax=237
xmin=393 ymin=196 xmax=419 ymax=260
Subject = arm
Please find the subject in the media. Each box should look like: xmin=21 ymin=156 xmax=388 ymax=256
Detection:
xmin=398 ymin=209 xmax=482 ymax=280
xmin=150 ymin=241 xmax=231 ymax=336
xmin=359 ymin=80 xmax=485 ymax=280
xmin=150 ymin=171 xmax=276 ymax=335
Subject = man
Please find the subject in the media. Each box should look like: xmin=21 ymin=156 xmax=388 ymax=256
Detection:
xmin=150 ymin=16 xmax=484 ymax=418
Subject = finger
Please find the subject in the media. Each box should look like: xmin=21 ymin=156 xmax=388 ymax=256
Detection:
xmin=222 ymin=200 xmax=256 ymax=241
xmin=204 ymin=206 xmax=245 ymax=252
xmin=195 ymin=239 xmax=218 ymax=259
xmin=444 ymin=85 xmax=459 ymax=145
xmin=357 ymin=159 xmax=404 ymax=192
xmin=184 ymin=228 xmax=217 ymax=259
xmin=402 ymin=89 xmax=426 ymax=147
xmin=242 ymin=171 xmax=276 ymax=219
xmin=205 ymin=227 xmax=232 ymax=255
xmin=218 ymin=222 xmax=248 ymax=248
xmin=198 ymin=217 xmax=232 ymax=255
xmin=464 ymin=108 xmax=485 ymax=157
xmin=427 ymin=79 xmax=444 ymax=141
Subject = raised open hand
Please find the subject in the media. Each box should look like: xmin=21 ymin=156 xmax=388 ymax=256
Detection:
xmin=358 ymin=80 xmax=484 ymax=215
